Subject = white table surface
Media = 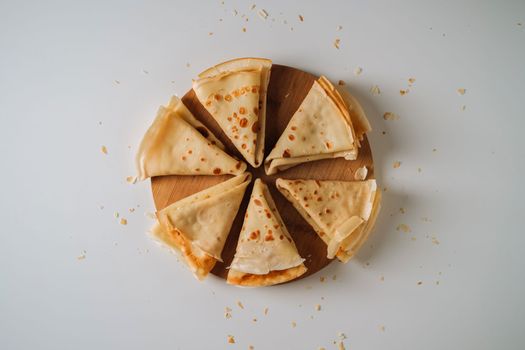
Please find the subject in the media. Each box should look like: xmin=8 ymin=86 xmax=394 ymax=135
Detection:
xmin=1 ymin=0 xmax=524 ymax=349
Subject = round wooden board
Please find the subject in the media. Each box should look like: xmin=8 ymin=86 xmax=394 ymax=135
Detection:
xmin=151 ymin=64 xmax=375 ymax=282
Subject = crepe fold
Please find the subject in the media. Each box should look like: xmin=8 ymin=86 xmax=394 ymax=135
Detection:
xmin=265 ymin=76 xmax=371 ymax=175
xmin=193 ymin=58 xmax=272 ymax=168
xmin=227 ymin=179 xmax=306 ymax=286
xmin=153 ymin=173 xmax=252 ymax=280
xmin=136 ymin=96 xmax=246 ymax=180
xmin=276 ymin=178 xmax=381 ymax=263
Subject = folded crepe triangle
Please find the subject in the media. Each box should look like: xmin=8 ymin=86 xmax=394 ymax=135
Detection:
xmin=153 ymin=173 xmax=252 ymax=280
xmin=265 ymin=76 xmax=368 ymax=175
xmin=193 ymin=58 xmax=272 ymax=168
xmin=136 ymin=96 xmax=247 ymax=180
xmin=227 ymin=179 xmax=307 ymax=287
xmin=276 ymin=178 xmax=381 ymax=263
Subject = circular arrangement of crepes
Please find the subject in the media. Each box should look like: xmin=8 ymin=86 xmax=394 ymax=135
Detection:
xmin=136 ymin=58 xmax=381 ymax=287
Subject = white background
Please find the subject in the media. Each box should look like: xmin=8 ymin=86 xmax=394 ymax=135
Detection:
xmin=1 ymin=0 xmax=524 ymax=349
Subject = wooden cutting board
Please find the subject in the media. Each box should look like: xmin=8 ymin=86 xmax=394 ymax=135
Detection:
xmin=151 ymin=64 xmax=375 ymax=281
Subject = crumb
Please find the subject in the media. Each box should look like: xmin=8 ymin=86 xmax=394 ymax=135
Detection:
xmin=320 ymin=276 xmax=325 ymax=282
xmin=242 ymin=27 xmax=247 ymax=32
xmin=129 ymin=208 xmax=135 ymax=213
xmin=333 ymin=38 xmax=341 ymax=49
xmin=114 ymin=80 xmax=120 ymax=84
xmin=457 ymin=88 xmax=466 ymax=95
xmin=142 ymin=69 xmax=149 ymax=74
xmin=417 ymin=281 xmax=423 ymax=285
xmin=126 ymin=176 xmax=137 ymax=184
xmin=399 ymin=89 xmax=409 ymax=96
xmin=252 ymin=317 xmax=257 ymax=322
xmin=227 ymin=335 xmax=235 ymax=344
xmin=399 ymin=207 xmax=406 ymax=214
xmin=396 ymin=224 xmax=411 ymax=233
xmin=370 ymin=85 xmax=381 ymax=95
xmin=249 ymin=346 xmax=254 ymax=350
xmin=298 ymin=14 xmax=304 ymax=22
xmin=408 ymin=77 xmax=416 ymax=85
xmin=354 ymin=66 xmax=363 ymax=76
xmin=338 ymin=332 xmax=347 ymax=340
xmin=208 ymin=32 xmax=214 ymax=36
xmin=257 ymin=9 xmax=268 ymax=19
xmin=354 ymin=166 xmax=368 ymax=180
xmin=185 ymin=62 xmax=190 ymax=68
xmin=383 ymin=112 xmax=400 ymax=121
xmin=77 ymin=253 xmax=86 ymax=260
xmin=379 ymin=325 xmax=386 ymax=332
xmin=101 ymin=145 xmax=108 ymax=154
xmin=145 ymin=212 xmax=156 ymax=220
xmin=380 ymin=275 xmax=385 ymax=282
xmin=338 ymin=341 xmax=346 ymax=350
xmin=114 ymin=212 xmax=120 ymax=218
xmin=319 ymin=347 xmax=326 ymax=350
xmin=337 ymin=25 xmax=343 ymax=31
xmin=232 ymin=9 xmax=238 ymax=16
xmin=120 ymin=218 xmax=127 ymax=225
xmin=291 ymin=321 xmax=297 ymax=328
xmin=382 ymin=131 xmax=386 ymax=135
xmin=237 ymin=301 xmax=244 ymax=309
xmin=338 ymin=80 xmax=346 ymax=86
xmin=315 ymin=304 xmax=321 ymax=311
xmin=431 ymin=236 xmax=440 ymax=245
xmin=392 ymin=161 xmax=401 ymax=168
xmin=264 ymin=307 xmax=269 ymax=315
xmin=411 ymin=236 xmax=417 ymax=241
xmin=250 ymin=4 xmax=256 ymax=10
xmin=225 ymin=306 xmax=232 ymax=319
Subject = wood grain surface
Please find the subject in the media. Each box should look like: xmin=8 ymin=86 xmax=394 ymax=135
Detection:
xmin=151 ymin=64 xmax=375 ymax=281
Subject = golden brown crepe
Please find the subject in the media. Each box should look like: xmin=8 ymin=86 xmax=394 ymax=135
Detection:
xmin=265 ymin=76 xmax=368 ymax=175
xmin=193 ymin=58 xmax=272 ymax=168
xmin=276 ymin=178 xmax=381 ymax=262
xmin=153 ymin=173 xmax=252 ymax=280
xmin=227 ymin=179 xmax=306 ymax=287
xmin=136 ymin=96 xmax=246 ymax=180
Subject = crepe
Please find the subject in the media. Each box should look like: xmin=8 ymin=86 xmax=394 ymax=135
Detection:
xmin=153 ymin=173 xmax=252 ymax=280
xmin=265 ymin=76 xmax=367 ymax=175
xmin=276 ymin=178 xmax=381 ymax=262
xmin=227 ymin=179 xmax=306 ymax=287
xmin=193 ymin=58 xmax=272 ymax=168
xmin=136 ymin=96 xmax=246 ymax=180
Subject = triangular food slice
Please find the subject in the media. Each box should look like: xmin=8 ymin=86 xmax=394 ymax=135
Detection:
xmin=193 ymin=58 xmax=272 ymax=168
xmin=153 ymin=173 xmax=252 ymax=280
xmin=276 ymin=178 xmax=381 ymax=263
xmin=136 ymin=96 xmax=247 ymax=180
xmin=227 ymin=179 xmax=306 ymax=287
xmin=265 ymin=76 xmax=362 ymax=175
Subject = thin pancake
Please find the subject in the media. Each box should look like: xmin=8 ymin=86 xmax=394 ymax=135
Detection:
xmin=136 ymin=96 xmax=246 ymax=180
xmin=227 ymin=179 xmax=306 ymax=286
xmin=276 ymin=178 xmax=379 ymax=262
xmin=265 ymin=77 xmax=360 ymax=175
xmin=198 ymin=58 xmax=271 ymax=168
